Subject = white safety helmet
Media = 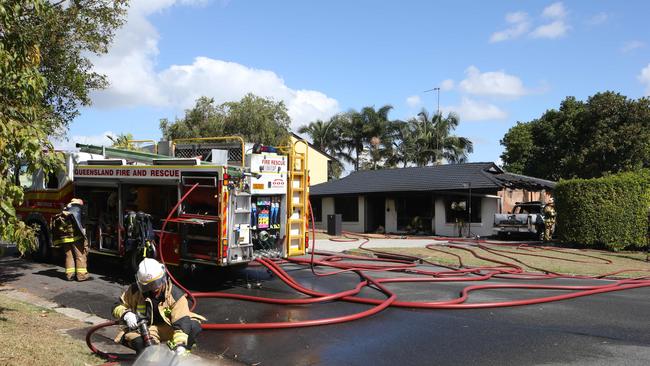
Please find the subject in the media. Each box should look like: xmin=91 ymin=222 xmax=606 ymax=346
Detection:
xmin=136 ymin=258 xmax=167 ymax=294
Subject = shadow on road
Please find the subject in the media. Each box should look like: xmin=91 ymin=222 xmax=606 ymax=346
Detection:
xmin=0 ymin=257 xmax=34 ymax=285
xmin=33 ymin=268 xmax=70 ymax=281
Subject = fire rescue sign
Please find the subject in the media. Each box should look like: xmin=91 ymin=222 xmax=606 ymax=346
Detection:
xmin=74 ymin=167 xmax=181 ymax=179
xmin=249 ymin=154 xmax=287 ymax=194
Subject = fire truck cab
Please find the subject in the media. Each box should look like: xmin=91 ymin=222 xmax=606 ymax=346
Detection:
xmin=17 ymin=140 xmax=309 ymax=272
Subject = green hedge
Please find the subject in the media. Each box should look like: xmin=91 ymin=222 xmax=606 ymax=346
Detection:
xmin=554 ymin=171 xmax=650 ymax=250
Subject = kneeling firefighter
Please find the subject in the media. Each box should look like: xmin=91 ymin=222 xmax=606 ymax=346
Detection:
xmin=112 ymin=258 xmax=205 ymax=355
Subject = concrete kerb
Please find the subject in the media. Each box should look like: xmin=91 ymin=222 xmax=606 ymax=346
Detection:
xmin=2 ymin=287 xmax=108 ymax=325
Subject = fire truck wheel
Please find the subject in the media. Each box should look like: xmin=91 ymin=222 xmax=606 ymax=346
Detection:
xmin=33 ymin=224 xmax=51 ymax=263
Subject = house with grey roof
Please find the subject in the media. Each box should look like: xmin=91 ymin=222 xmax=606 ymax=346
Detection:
xmin=309 ymin=162 xmax=555 ymax=237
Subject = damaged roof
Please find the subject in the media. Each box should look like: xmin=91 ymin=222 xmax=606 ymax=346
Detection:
xmin=310 ymin=162 xmax=555 ymax=196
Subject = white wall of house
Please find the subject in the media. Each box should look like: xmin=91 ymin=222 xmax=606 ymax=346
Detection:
xmin=434 ymin=196 xmax=498 ymax=237
xmin=314 ymin=196 xmax=365 ymax=233
xmin=385 ymin=198 xmax=397 ymax=233
xmin=318 ymin=197 xmax=334 ymax=229
xmin=433 ymin=198 xmax=450 ymax=236
xmin=315 ymin=194 xmax=499 ymax=237
xmin=480 ymin=197 xmax=498 ymax=234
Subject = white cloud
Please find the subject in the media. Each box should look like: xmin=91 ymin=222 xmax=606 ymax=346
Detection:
xmin=54 ymin=131 xmax=117 ymax=150
xmin=587 ymin=12 xmax=608 ymax=25
xmin=531 ymin=20 xmax=569 ymax=39
xmin=622 ymin=40 xmax=646 ymax=53
xmin=532 ymin=2 xmax=569 ymax=38
xmin=489 ymin=11 xmax=530 ymax=43
xmin=640 ymin=64 xmax=650 ymax=96
xmin=90 ymin=0 xmax=340 ymax=131
xmin=406 ymin=95 xmax=421 ymax=108
xmin=506 ymin=11 xmax=529 ymax=23
xmin=444 ymin=97 xmax=507 ymax=121
xmin=286 ymin=90 xmax=340 ymax=127
xmin=490 ymin=3 xmax=570 ymax=42
xmin=440 ymin=79 xmax=455 ymax=91
xmin=542 ymin=2 xmax=567 ymax=19
xmin=458 ymin=66 xmax=528 ymax=98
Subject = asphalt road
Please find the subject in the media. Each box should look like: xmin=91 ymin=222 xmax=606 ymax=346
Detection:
xmin=2 ymin=253 xmax=650 ymax=366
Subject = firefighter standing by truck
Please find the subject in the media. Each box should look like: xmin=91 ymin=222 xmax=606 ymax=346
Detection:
xmin=52 ymin=198 xmax=90 ymax=281
xmin=112 ymin=258 xmax=204 ymax=355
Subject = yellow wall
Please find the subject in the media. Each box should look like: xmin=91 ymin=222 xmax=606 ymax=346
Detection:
xmin=290 ymin=136 xmax=331 ymax=186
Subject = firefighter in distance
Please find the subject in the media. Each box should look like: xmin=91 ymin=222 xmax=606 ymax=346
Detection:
xmin=112 ymin=258 xmax=204 ymax=355
xmin=543 ymin=202 xmax=557 ymax=242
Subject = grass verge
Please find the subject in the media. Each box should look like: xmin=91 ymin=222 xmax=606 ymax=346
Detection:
xmin=348 ymin=244 xmax=650 ymax=278
xmin=0 ymin=292 xmax=103 ymax=366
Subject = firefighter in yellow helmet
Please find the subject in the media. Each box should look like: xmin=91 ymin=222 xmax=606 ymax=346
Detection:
xmin=112 ymin=258 xmax=204 ymax=355
xmin=52 ymin=198 xmax=90 ymax=281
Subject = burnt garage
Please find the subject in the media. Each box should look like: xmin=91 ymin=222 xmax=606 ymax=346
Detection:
xmin=309 ymin=162 xmax=555 ymax=237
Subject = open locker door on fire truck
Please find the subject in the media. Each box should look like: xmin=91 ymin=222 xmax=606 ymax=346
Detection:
xmin=247 ymin=152 xmax=288 ymax=258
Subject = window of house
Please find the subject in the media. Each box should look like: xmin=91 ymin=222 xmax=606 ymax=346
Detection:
xmin=396 ymin=195 xmax=433 ymax=233
xmin=310 ymin=197 xmax=322 ymax=222
xmin=445 ymin=197 xmax=481 ymax=223
xmin=334 ymin=196 xmax=358 ymax=222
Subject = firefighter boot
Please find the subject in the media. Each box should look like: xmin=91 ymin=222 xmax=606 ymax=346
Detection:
xmin=76 ymin=271 xmax=90 ymax=281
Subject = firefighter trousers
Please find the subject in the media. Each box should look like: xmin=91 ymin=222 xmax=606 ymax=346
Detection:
xmin=64 ymin=240 xmax=89 ymax=281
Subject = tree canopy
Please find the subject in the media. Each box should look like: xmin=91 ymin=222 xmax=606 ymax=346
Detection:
xmin=108 ymin=133 xmax=136 ymax=150
xmin=298 ymin=106 xmax=473 ymax=174
xmin=407 ymin=109 xmax=473 ymax=166
xmin=0 ymin=0 xmax=126 ymax=254
xmin=500 ymin=92 xmax=650 ymax=180
xmin=160 ymin=94 xmax=291 ymax=146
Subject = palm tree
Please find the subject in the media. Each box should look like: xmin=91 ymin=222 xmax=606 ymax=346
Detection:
xmin=298 ymin=115 xmax=348 ymax=178
xmin=408 ymin=108 xmax=473 ymax=166
xmin=385 ymin=120 xmax=416 ymax=168
xmin=360 ymin=105 xmax=395 ymax=170
xmin=339 ymin=105 xmax=395 ymax=171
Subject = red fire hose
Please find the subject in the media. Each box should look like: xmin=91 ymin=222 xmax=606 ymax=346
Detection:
xmin=86 ymin=189 xmax=650 ymax=360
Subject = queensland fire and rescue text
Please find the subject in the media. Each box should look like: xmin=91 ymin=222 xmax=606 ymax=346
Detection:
xmin=74 ymin=168 xmax=181 ymax=178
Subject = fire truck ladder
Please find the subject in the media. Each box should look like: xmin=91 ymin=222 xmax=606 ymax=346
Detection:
xmin=286 ymin=140 xmax=309 ymax=256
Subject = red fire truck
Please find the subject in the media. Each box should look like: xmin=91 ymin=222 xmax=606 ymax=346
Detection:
xmin=15 ymin=138 xmax=310 ymax=272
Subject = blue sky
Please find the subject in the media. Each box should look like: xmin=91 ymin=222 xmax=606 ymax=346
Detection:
xmin=68 ymin=0 xmax=650 ymax=171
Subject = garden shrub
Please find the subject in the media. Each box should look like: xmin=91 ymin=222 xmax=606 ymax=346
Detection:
xmin=554 ymin=170 xmax=650 ymax=250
